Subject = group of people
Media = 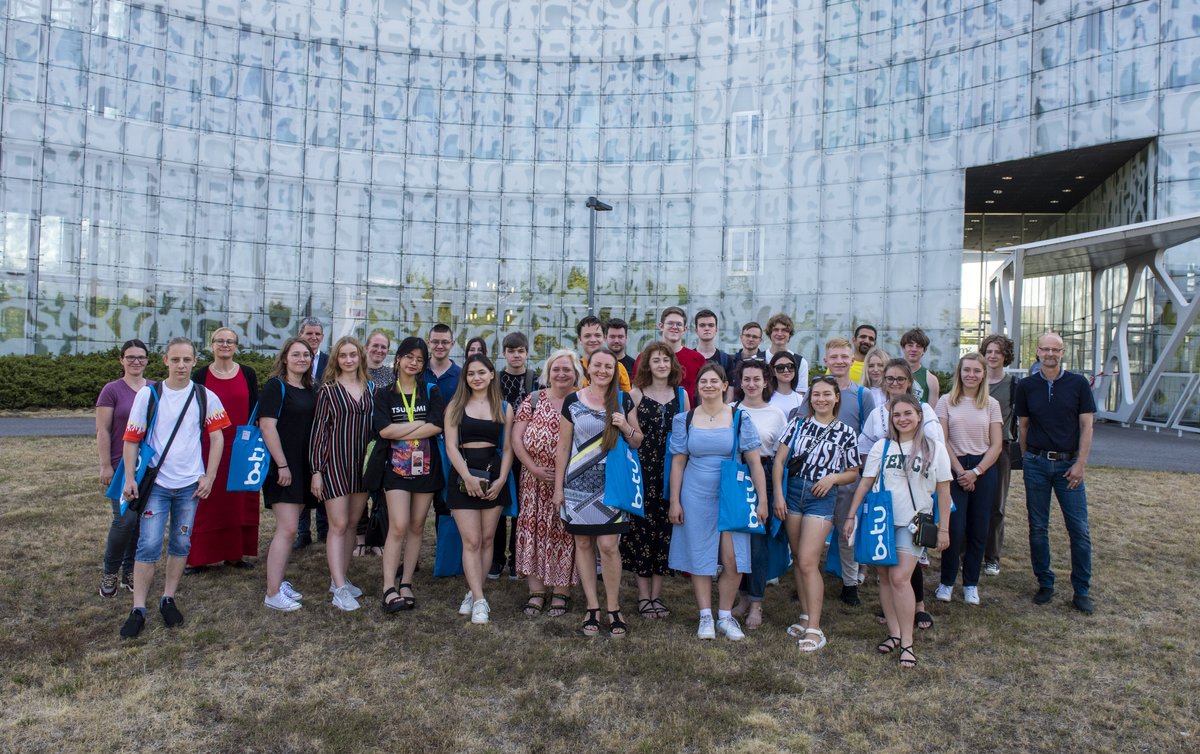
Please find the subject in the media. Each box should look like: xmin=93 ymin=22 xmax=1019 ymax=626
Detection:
xmin=96 ymin=308 xmax=1098 ymax=667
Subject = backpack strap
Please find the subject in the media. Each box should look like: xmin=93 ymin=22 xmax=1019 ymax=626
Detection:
xmin=685 ymin=408 xmax=695 ymax=433
xmin=529 ymin=389 xmax=542 ymax=412
xmin=522 ymin=370 xmax=536 ymax=397
xmin=196 ymin=384 xmax=208 ymax=433
xmin=676 ymin=386 xmax=686 ymax=412
xmin=856 ymin=385 xmax=864 ymax=433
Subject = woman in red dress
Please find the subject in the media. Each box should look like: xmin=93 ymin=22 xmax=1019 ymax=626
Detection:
xmin=187 ymin=327 xmax=259 ymax=571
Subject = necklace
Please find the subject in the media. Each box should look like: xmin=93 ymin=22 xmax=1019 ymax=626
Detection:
xmin=698 ymin=405 xmax=724 ymax=423
xmin=210 ymin=362 xmax=237 ymax=378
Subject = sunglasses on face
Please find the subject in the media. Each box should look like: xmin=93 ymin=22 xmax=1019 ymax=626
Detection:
xmin=774 ymin=364 xmax=796 ymax=373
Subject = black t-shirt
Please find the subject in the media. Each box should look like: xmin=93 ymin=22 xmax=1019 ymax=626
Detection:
xmin=499 ymin=370 xmax=539 ymax=408
xmin=374 ymin=382 xmax=445 ymax=432
xmin=618 ymin=354 xmax=637 ymax=382
xmin=256 ymin=377 xmax=316 ymax=472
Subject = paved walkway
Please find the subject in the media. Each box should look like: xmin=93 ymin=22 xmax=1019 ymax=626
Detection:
xmin=0 ymin=415 xmax=1194 ymax=472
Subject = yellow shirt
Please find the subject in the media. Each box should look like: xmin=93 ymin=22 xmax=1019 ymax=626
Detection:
xmin=581 ymin=356 xmax=632 ymax=393
xmin=849 ymin=359 xmax=864 ymax=384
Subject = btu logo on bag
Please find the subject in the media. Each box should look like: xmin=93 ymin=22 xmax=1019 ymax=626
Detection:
xmin=744 ymin=477 xmax=759 ymax=529
xmin=626 ymin=446 xmax=643 ymax=511
xmin=870 ymin=505 xmax=889 ymax=561
xmin=241 ymin=446 xmax=268 ymax=487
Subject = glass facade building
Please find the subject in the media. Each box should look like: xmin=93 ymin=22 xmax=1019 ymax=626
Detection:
xmin=1 ymin=0 xmax=1198 ymax=368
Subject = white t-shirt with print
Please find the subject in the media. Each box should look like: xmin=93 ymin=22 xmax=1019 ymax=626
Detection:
xmin=862 ymin=438 xmax=952 ymax=525
xmin=858 ymin=402 xmax=943 ymax=458
xmin=124 ymin=382 xmax=231 ymax=489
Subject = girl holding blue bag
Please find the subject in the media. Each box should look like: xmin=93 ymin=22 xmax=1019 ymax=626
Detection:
xmin=772 ymin=376 xmax=861 ymax=652
xmin=668 ymin=363 xmax=767 ymax=642
xmin=553 ymin=349 xmax=643 ymax=638
xmin=844 ymin=394 xmax=951 ymax=668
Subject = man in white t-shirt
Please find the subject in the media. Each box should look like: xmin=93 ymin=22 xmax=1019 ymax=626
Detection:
xmin=119 ymin=338 xmax=231 ymax=639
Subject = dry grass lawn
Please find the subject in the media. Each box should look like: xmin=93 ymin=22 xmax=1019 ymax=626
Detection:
xmin=1 ymin=436 xmax=1197 ymax=753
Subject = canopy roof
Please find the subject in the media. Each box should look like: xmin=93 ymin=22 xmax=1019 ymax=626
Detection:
xmin=998 ymin=213 xmax=1200 ymax=277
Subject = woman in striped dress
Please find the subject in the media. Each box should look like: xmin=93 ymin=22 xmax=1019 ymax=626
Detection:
xmin=309 ymin=336 xmax=374 ymax=612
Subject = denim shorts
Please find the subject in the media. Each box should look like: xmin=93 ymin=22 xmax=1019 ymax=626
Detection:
xmin=135 ymin=483 xmax=199 ymax=562
xmin=893 ymin=524 xmax=925 ymax=558
xmin=785 ymin=476 xmax=837 ymax=520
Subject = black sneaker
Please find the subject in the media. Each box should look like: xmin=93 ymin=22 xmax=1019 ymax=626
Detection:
xmin=1033 ymin=587 xmax=1055 ymax=605
xmin=840 ymin=584 xmax=861 ymax=606
xmin=120 ymin=609 xmax=146 ymax=639
xmin=159 ymin=597 xmax=184 ymax=627
xmin=1071 ymin=594 xmax=1094 ymax=615
xmin=292 ymin=534 xmax=312 ymax=552
xmin=487 ymin=563 xmax=503 ymax=581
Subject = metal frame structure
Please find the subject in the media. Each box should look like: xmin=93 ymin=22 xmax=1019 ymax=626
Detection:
xmin=989 ymin=213 xmax=1200 ymax=433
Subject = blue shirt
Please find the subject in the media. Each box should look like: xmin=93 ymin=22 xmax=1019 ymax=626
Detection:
xmin=1014 ymin=370 xmax=1096 ymax=452
xmin=423 ymin=361 xmax=461 ymax=401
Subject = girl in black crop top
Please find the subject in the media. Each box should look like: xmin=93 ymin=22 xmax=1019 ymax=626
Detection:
xmin=442 ymin=354 xmax=515 ymax=624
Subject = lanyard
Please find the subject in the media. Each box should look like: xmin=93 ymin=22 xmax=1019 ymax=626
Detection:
xmin=399 ymin=388 xmax=418 ymax=423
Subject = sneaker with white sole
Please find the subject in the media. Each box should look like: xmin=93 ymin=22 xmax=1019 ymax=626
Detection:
xmin=963 ymin=586 xmax=980 ymax=605
xmin=918 ymin=551 xmax=930 ymax=568
xmin=331 ymin=585 xmax=360 ymax=612
xmin=280 ymin=581 xmax=303 ymax=601
xmin=935 ymin=584 xmax=953 ymax=602
xmin=697 ymin=615 xmax=716 ymax=640
xmin=717 ymin=616 xmax=745 ymax=641
xmin=329 ymin=580 xmax=363 ymax=599
xmin=984 ymin=561 xmax=1001 ymax=576
xmin=100 ymin=573 xmax=119 ymax=598
xmin=458 ymin=591 xmax=475 ymax=615
xmin=471 ymin=598 xmax=491 ymax=624
xmin=264 ymin=591 xmax=302 ymax=611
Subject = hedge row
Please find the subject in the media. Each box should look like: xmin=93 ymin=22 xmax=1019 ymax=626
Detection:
xmin=0 ymin=349 xmax=275 ymax=410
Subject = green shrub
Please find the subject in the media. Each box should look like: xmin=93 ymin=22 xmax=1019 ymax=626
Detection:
xmin=0 ymin=350 xmax=276 ymax=410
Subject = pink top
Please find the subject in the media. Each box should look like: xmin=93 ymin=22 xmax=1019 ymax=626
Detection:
xmin=935 ymin=394 xmax=1002 ymax=456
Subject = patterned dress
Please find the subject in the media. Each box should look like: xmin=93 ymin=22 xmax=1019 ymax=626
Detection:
xmin=559 ymin=392 xmax=634 ymax=535
xmin=513 ymin=391 xmax=578 ymax=586
xmin=309 ymin=381 xmax=374 ymax=500
xmin=620 ymin=392 xmax=680 ymax=577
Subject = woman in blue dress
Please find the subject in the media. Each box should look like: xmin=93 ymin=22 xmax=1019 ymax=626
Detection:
xmin=668 ymin=363 xmax=767 ymax=642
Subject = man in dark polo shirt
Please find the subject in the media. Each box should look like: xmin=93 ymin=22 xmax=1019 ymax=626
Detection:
xmin=1014 ymin=332 xmax=1096 ymax=614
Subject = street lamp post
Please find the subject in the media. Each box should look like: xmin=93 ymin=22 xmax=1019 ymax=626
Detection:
xmin=585 ymin=196 xmax=612 ymax=315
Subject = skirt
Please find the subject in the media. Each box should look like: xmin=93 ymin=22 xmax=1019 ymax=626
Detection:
xmin=446 ymin=446 xmax=507 ymax=510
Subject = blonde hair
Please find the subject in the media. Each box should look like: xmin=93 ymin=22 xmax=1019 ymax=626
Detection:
xmin=948 ymin=352 xmax=989 ymax=409
xmin=826 ymin=336 xmax=852 ymax=351
xmin=209 ymin=327 xmax=238 ymax=346
xmin=859 ymin=345 xmax=891 ymax=389
xmin=322 ymin=336 xmax=370 ymax=390
xmin=445 ymin=354 xmax=504 ymax=427
xmin=540 ymin=348 xmax=583 ymax=389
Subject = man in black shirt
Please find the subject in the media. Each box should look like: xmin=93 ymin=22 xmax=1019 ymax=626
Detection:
xmin=606 ymin=317 xmax=637 ymax=382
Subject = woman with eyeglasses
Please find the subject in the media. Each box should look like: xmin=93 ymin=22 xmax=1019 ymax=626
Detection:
xmin=187 ymin=327 xmax=260 ymax=573
xmin=859 ymin=358 xmax=943 ymax=630
xmin=772 ymin=375 xmax=862 ymax=651
xmin=768 ymin=351 xmax=805 ymax=420
xmin=259 ymin=337 xmax=318 ymax=611
xmin=96 ymin=339 xmax=150 ymax=598
xmin=934 ymin=353 xmax=1003 ymax=606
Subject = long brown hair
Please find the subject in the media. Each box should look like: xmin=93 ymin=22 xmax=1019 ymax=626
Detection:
xmin=631 ymin=341 xmax=682 ymax=389
xmin=269 ymin=337 xmax=314 ymax=389
xmin=586 ymin=348 xmax=623 ymax=452
xmin=445 ymin=354 xmax=504 ymax=427
xmin=322 ymin=336 xmax=370 ymax=390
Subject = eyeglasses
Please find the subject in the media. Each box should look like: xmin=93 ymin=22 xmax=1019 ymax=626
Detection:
xmin=883 ymin=376 xmax=909 ymax=384
xmin=662 ymin=321 xmax=686 ymax=330
xmin=213 ymin=339 xmax=238 ymax=346
xmin=123 ymin=356 xmax=148 ymax=362
xmin=773 ymin=364 xmax=796 ymax=373
xmin=428 ymin=339 xmax=452 ymax=347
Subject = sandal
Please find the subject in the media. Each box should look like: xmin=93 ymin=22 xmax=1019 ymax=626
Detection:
xmin=898 ymin=645 xmax=918 ymax=668
xmin=397 ymin=583 xmax=416 ymax=609
xmin=607 ymin=609 xmax=628 ymax=638
xmin=381 ymin=587 xmax=411 ymax=613
xmin=522 ymin=591 xmax=548 ymax=617
xmin=876 ymin=635 xmax=901 ymax=654
xmin=650 ymin=598 xmax=670 ymax=619
xmin=786 ymin=613 xmax=810 ymax=638
xmin=638 ymin=599 xmax=657 ymax=619
xmin=547 ymin=594 xmax=571 ymax=618
xmin=915 ymin=611 xmax=933 ymax=630
xmin=353 ymin=543 xmax=368 ymax=557
xmin=745 ymin=604 xmax=763 ymax=630
xmin=797 ymin=627 xmax=827 ymax=652
xmin=578 ymin=608 xmax=601 ymax=637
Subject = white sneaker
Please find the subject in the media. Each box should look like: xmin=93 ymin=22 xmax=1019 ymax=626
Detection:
xmin=280 ymin=581 xmax=303 ymax=601
xmin=717 ymin=616 xmax=745 ymax=641
xmin=697 ymin=615 xmax=716 ymax=640
xmin=918 ymin=551 xmax=930 ymax=567
xmin=458 ymin=591 xmax=474 ymax=615
xmin=329 ymin=580 xmax=363 ymax=599
xmin=963 ymin=586 xmax=980 ymax=605
xmin=935 ymin=584 xmax=953 ymax=602
xmin=471 ymin=598 xmax=491 ymax=624
xmin=984 ymin=561 xmax=1001 ymax=576
xmin=331 ymin=585 xmax=360 ymax=612
xmin=264 ymin=591 xmax=301 ymax=612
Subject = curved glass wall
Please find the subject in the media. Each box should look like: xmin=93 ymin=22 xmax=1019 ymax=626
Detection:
xmin=1 ymin=1 xmax=1198 ymax=367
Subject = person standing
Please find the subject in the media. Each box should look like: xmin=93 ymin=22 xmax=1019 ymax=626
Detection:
xmin=694 ymin=309 xmax=733 ymax=374
xmin=424 ymin=323 xmax=462 ymax=398
xmin=981 ymin=334 xmax=1017 ymax=576
xmin=96 ymin=339 xmax=149 ymax=597
xmin=765 ymin=313 xmax=810 ymax=392
xmin=1015 ymin=332 xmax=1096 ymax=614
xmin=768 ymin=351 xmax=805 ymax=419
xmin=577 ymin=315 xmax=631 ymax=391
xmin=605 ymin=317 xmax=638 ymax=381
xmin=859 ymin=345 xmax=890 ymax=409
xmin=118 ymin=337 xmax=231 ymax=639
xmin=294 ymin=317 xmax=328 ymax=550
xmin=490 ymin=331 xmax=539 ymax=580
xmin=647 ymin=306 xmax=706 ymax=398
xmin=358 ymin=330 xmax=394 ymax=557
xmin=730 ymin=321 xmax=767 ymax=374
xmin=186 ymin=328 xmax=259 ymax=572
xmin=364 ymin=330 xmax=395 ymax=392
xmin=848 ymin=324 xmax=877 ymax=384
xmin=899 ymin=327 xmax=940 ymax=407
xmin=934 ymin=353 xmax=1003 ymax=606
xmin=259 ymin=338 xmax=318 ymax=611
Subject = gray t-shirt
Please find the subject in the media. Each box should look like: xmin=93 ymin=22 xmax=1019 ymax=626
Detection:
xmin=798 ymin=383 xmax=876 ymax=437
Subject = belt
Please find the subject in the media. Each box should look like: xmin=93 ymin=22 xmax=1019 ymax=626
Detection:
xmin=1030 ymin=448 xmax=1077 ymax=461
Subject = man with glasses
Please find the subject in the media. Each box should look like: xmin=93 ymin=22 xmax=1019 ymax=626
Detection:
xmin=649 ymin=306 xmax=706 ymax=397
xmin=847 ymin=324 xmax=877 ymax=384
xmin=731 ymin=321 xmax=767 ymax=373
xmin=765 ymin=313 xmax=810 ymax=394
xmin=423 ymin=323 xmax=461 ymax=398
xmin=1015 ymin=332 xmax=1096 ymax=614
xmin=294 ymin=317 xmax=328 ymax=550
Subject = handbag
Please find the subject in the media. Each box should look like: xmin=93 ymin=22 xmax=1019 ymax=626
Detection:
xmin=122 ymin=386 xmax=196 ymax=515
xmin=717 ymin=410 xmax=766 ymax=535
xmin=853 ymin=438 xmax=898 ymax=566
xmin=900 ymin=458 xmax=939 ymax=548
xmin=227 ymin=381 xmax=282 ymax=492
xmin=361 ymin=437 xmax=389 ymax=490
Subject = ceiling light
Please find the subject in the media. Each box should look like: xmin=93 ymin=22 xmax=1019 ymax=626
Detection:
xmin=1001 ymin=176 xmax=1013 ymax=180
xmin=971 ymin=218 xmax=980 ymax=222
xmin=1062 ymin=188 xmax=1072 ymax=193
xmin=1028 ymin=219 xmax=1038 ymax=223
xmin=1075 ymin=175 xmax=1085 ymax=179
xmin=985 ymin=199 xmax=995 ymax=204
xmin=993 ymin=189 xmax=1003 ymax=194
xmin=1050 ymin=199 xmax=1059 ymax=204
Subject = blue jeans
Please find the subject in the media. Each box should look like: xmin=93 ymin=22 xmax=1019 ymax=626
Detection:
xmin=941 ymin=453 xmax=997 ymax=588
xmin=103 ymin=498 xmax=141 ymax=575
xmin=740 ymin=477 xmax=776 ymax=602
xmin=296 ymin=502 xmax=328 ymax=540
xmin=135 ymin=483 xmax=199 ymax=563
xmin=1023 ymin=452 xmax=1092 ymax=596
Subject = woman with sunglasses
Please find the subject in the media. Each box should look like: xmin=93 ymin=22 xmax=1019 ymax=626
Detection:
xmin=772 ymin=375 xmax=861 ymax=651
xmin=768 ymin=351 xmax=805 ymax=420
xmin=859 ymin=358 xmax=943 ymax=630
xmin=96 ymin=339 xmax=150 ymax=597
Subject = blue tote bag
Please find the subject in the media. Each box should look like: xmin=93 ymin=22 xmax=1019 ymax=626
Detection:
xmin=717 ymin=411 xmax=766 ymax=535
xmin=105 ymin=385 xmax=161 ymax=502
xmin=854 ymin=439 xmax=898 ymax=567
xmin=603 ymin=392 xmax=645 ymax=517
xmin=433 ymin=514 xmax=465 ymax=577
xmin=227 ymin=381 xmax=285 ymax=492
